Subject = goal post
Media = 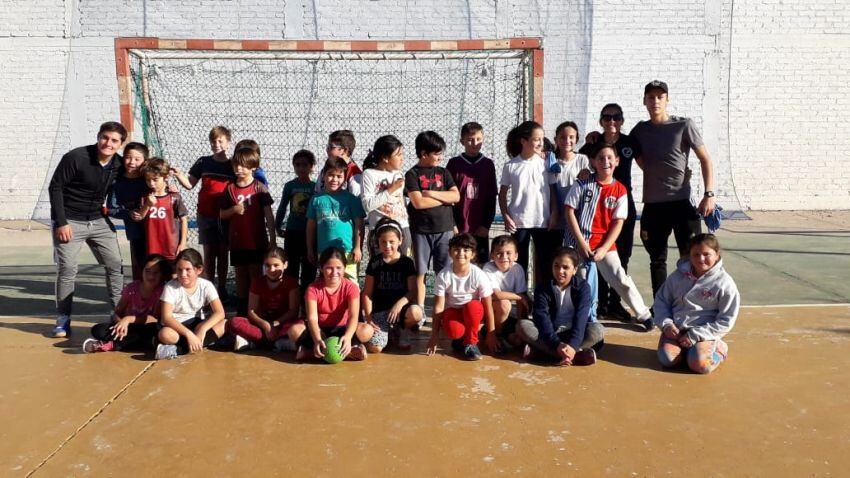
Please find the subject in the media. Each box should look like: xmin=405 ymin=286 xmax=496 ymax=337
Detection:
xmin=112 ymin=37 xmax=543 ymax=244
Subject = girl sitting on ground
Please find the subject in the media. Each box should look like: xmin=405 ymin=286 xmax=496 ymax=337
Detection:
xmin=155 ymin=248 xmax=226 ymax=360
xmin=516 ymin=247 xmax=604 ymax=366
xmin=83 ymin=254 xmax=171 ymax=353
xmin=653 ymin=233 xmax=740 ymax=374
xmin=362 ymin=219 xmax=423 ymax=353
xmin=227 ymin=247 xmax=301 ymax=352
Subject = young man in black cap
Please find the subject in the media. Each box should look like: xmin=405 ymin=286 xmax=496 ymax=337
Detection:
xmin=629 ymin=80 xmax=716 ymax=298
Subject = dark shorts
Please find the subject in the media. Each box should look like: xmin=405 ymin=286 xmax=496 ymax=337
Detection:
xmin=411 ymin=231 xmax=452 ymax=276
xmin=230 ymin=248 xmax=265 ymax=267
xmin=300 ymin=325 xmax=348 ymax=346
xmin=197 ymin=215 xmax=229 ymax=245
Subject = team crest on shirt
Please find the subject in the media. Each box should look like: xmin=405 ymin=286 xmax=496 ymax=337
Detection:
xmin=622 ymin=147 xmax=633 ymax=159
xmin=604 ymin=196 xmax=618 ymax=209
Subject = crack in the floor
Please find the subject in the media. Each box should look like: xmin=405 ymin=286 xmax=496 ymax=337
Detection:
xmin=25 ymin=362 xmax=156 ymax=477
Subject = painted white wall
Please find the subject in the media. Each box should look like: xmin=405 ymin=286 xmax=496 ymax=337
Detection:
xmin=2 ymin=0 xmax=849 ymax=219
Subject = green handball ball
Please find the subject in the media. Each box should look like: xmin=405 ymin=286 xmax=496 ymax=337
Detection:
xmin=323 ymin=336 xmax=344 ymax=364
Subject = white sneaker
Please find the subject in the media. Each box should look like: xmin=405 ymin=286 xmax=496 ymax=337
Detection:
xmin=52 ymin=315 xmax=71 ymax=338
xmin=233 ymin=335 xmax=254 ymax=352
xmin=155 ymin=344 xmax=178 ymax=360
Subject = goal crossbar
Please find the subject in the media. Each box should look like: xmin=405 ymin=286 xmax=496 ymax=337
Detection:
xmin=114 ymin=37 xmax=544 ymax=140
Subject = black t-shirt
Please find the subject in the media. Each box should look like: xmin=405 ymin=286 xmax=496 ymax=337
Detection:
xmin=579 ymin=133 xmax=641 ymax=191
xmin=365 ymin=255 xmax=416 ymax=312
xmin=404 ymin=165 xmax=456 ymax=234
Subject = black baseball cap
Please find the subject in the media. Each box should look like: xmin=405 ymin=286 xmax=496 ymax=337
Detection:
xmin=644 ymin=80 xmax=669 ymax=95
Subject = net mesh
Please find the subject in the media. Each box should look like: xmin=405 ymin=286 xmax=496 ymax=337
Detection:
xmin=128 ymin=49 xmax=532 ymax=247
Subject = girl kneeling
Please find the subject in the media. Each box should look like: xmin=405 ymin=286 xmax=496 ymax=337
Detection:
xmin=653 ymin=234 xmax=740 ymax=374
xmin=295 ymin=247 xmax=372 ymax=361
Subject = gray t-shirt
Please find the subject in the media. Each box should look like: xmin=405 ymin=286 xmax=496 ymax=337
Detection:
xmin=629 ymin=116 xmax=704 ymax=203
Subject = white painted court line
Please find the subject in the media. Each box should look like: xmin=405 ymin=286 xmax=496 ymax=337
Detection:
xmin=740 ymin=303 xmax=850 ymax=309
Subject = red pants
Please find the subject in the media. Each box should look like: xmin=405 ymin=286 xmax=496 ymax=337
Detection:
xmin=442 ymin=300 xmax=484 ymax=346
xmin=227 ymin=316 xmax=298 ymax=343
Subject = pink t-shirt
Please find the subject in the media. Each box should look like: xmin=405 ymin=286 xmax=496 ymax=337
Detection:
xmin=115 ymin=280 xmax=164 ymax=318
xmin=305 ymin=278 xmax=360 ymax=328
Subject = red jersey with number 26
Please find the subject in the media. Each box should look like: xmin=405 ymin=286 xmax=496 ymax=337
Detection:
xmin=221 ymin=180 xmax=274 ymax=251
xmin=145 ymin=192 xmax=188 ymax=259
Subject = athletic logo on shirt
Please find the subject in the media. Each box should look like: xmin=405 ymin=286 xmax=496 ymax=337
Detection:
xmin=701 ymin=288 xmax=715 ymax=300
xmin=419 ymin=174 xmax=443 ymax=189
xmin=604 ymin=196 xmax=619 ymax=209
xmin=622 ymin=147 xmax=633 ymax=159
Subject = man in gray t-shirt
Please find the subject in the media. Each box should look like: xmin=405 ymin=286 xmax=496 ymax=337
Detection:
xmin=630 ymin=81 xmax=717 ymax=297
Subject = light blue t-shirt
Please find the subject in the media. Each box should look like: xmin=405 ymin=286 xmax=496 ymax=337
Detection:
xmin=307 ymin=190 xmax=366 ymax=255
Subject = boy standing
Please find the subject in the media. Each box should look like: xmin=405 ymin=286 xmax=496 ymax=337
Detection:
xmin=307 ymin=157 xmax=366 ymax=280
xmin=316 ymin=130 xmax=362 ymax=196
xmin=139 ymin=158 xmax=189 ymax=260
xmin=173 ymin=126 xmax=235 ymax=299
xmin=275 ymin=149 xmax=317 ymax=288
xmin=564 ymin=145 xmax=653 ymax=330
xmin=220 ymin=147 xmax=276 ymax=315
xmin=446 ymin=122 xmax=497 ymax=265
xmin=404 ymin=131 xmax=460 ymax=305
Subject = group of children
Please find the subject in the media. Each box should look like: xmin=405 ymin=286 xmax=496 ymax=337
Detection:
xmin=82 ymin=119 xmax=739 ymax=374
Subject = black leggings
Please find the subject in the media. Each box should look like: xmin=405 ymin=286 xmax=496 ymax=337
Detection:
xmin=91 ymin=321 xmax=158 ymax=351
xmin=640 ymin=199 xmax=702 ymax=296
xmin=173 ymin=318 xmax=222 ymax=354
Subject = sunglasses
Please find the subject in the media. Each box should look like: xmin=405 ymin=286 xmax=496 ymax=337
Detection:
xmin=601 ymin=114 xmax=624 ymax=122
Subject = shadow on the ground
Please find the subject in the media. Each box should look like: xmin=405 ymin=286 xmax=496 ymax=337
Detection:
xmin=599 ymin=342 xmax=666 ymax=371
xmin=0 ymin=265 xmax=117 ymax=316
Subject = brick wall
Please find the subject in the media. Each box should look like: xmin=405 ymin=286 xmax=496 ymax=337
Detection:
xmin=1 ymin=0 xmax=848 ymax=219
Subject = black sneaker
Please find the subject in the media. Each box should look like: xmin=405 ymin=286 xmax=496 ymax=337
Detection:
xmin=640 ymin=319 xmax=656 ymax=332
xmin=463 ymin=344 xmax=483 ymax=361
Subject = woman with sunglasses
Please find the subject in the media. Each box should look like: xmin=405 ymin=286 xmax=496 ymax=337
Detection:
xmin=579 ymin=103 xmax=640 ymax=323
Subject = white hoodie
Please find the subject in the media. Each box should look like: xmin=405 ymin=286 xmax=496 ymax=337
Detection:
xmin=652 ymin=257 xmax=740 ymax=343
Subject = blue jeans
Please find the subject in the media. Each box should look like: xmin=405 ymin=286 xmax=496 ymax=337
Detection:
xmin=580 ymin=260 xmax=599 ymax=323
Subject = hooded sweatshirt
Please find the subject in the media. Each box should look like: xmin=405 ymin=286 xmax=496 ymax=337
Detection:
xmin=652 ymin=257 xmax=740 ymax=343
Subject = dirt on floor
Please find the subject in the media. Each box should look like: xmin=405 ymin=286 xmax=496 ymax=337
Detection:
xmin=2 ymin=305 xmax=849 ymax=477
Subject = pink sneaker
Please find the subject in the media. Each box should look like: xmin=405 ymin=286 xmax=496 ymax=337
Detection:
xmin=346 ymin=344 xmax=368 ymax=361
xmin=82 ymin=339 xmax=114 ymax=353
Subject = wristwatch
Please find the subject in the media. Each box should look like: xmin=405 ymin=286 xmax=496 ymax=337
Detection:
xmin=704 ymin=190 xmax=715 ymax=198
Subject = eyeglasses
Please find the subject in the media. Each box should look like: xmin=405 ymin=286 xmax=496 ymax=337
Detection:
xmin=326 ymin=143 xmax=344 ymax=150
xmin=601 ymin=114 xmax=623 ymax=122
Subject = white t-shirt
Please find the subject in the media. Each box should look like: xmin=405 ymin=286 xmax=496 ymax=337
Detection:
xmin=500 ymin=154 xmax=550 ymax=228
xmin=482 ymin=261 xmax=528 ymax=294
xmin=360 ymin=168 xmax=409 ymax=228
xmin=433 ymin=264 xmax=493 ymax=308
xmin=160 ymin=277 xmax=219 ymax=323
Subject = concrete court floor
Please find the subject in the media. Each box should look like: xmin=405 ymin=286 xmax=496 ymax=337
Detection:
xmin=1 ymin=211 xmax=848 ymax=477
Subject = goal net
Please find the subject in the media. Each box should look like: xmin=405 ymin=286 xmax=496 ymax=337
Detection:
xmin=114 ymin=38 xmax=541 ymax=246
